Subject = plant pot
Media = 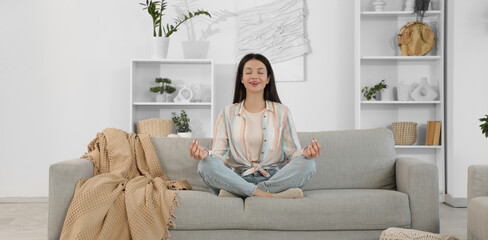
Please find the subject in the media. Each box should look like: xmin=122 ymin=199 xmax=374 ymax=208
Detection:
xmin=182 ymin=41 xmax=209 ymax=59
xmin=153 ymin=37 xmax=170 ymax=59
xmin=177 ymin=132 xmax=192 ymax=138
xmin=380 ymin=88 xmax=394 ymax=101
xmin=155 ymin=93 xmax=167 ymax=102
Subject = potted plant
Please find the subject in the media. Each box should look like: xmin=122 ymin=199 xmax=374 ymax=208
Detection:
xmin=150 ymin=77 xmax=176 ymax=102
xmin=140 ymin=0 xmax=211 ymax=58
xmin=480 ymin=114 xmax=488 ymax=138
xmin=361 ymin=80 xmax=388 ymax=101
xmin=172 ymin=110 xmax=191 ymax=138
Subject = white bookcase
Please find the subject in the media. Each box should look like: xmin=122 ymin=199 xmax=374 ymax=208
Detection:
xmin=354 ymin=0 xmax=445 ymax=196
xmin=130 ymin=59 xmax=214 ymax=138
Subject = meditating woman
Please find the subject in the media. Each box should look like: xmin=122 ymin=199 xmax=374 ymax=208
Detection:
xmin=189 ymin=53 xmax=321 ymax=198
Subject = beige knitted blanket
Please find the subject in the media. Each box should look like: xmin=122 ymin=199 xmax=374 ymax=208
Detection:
xmin=60 ymin=128 xmax=191 ymax=240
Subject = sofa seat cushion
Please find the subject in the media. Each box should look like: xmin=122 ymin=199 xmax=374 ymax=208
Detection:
xmin=171 ymin=190 xmax=245 ymax=230
xmin=243 ymin=189 xmax=411 ymax=231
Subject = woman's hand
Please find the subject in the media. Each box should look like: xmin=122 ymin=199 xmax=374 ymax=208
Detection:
xmin=304 ymin=137 xmax=322 ymax=159
xmin=189 ymin=139 xmax=209 ymax=161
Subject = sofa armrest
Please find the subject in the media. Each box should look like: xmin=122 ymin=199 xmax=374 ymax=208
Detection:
xmin=396 ymin=157 xmax=439 ymax=233
xmin=468 ymin=165 xmax=488 ymax=203
xmin=48 ymin=158 xmax=93 ymax=240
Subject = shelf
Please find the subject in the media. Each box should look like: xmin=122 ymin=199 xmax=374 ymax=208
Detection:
xmin=395 ymin=145 xmax=442 ymax=149
xmin=132 ymin=59 xmax=212 ymax=64
xmin=361 ymin=11 xmax=441 ymax=17
xmin=133 ymin=102 xmax=212 ymax=106
xmin=361 ymin=56 xmax=441 ymax=61
xmin=361 ymin=101 xmax=441 ymax=104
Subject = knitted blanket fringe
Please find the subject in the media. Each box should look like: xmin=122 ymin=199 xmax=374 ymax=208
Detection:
xmin=60 ymin=128 xmax=191 ymax=240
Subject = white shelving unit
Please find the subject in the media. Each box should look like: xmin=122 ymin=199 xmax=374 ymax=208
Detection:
xmin=354 ymin=0 xmax=445 ymax=196
xmin=130 ymin=59 xmax=214 ymax=138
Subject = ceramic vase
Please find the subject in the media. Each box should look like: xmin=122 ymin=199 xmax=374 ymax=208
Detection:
xmin=153 ymin=37 xmax=170 ymax=59
xmin=404 ymin=0 xmax=415 ymax=11
xmin=372 ymin=0 xmax=387 ymax=11
xmin=410 ymin=77 xmax=438 ymax=101
xmin=397 ymin=82 xmax=414 ymax=101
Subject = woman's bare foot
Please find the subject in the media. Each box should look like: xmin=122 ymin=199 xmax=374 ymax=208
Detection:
xmin=272 ymin=188 xmax=303 ymax=199
xmin=253 ymin=188 xmax=272 ymax=198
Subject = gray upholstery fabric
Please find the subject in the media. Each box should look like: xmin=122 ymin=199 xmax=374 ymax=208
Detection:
xmin=299 ymin=128 xmax=396 ymax=191
xmin=151 ymin=137 xmax=213 ymax=192
xmin=396 ymin=157 xmax=439 ymax=233
xmin=468 ymin=165 xmax=488 ymax=203
xmin=468 ymin=197 xmax=488 ymax=240
xmin=171 ymin=190 xmax=244 ymax=230
xmin=48 ymin=158 xmax=94 ymax=240
xmin=467 ymin=165 xmax=488 ymax=240
xmin=168 ymin=229 xmax=383 ymax=240
xmin=244 ymin=189 xmax=410 ymax=230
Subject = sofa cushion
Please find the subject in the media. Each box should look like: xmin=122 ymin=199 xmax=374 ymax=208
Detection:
xmin=298 ymin=128 xmax=396 ymax=190
xmin=151 ymin=137 xmax=213 ymax=192
xmin=171 ymin=190 xmax=244 ymax=229
xmin=243 ymin=189 xmax=410 ymax=231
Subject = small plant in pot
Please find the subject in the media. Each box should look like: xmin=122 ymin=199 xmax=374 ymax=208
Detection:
xmin=172 ymin=110 xmax=191 ymax=138
xmin=480 ymin=114 xmax=488 ymax=138
xmin=362 ymin=80 xmax=388 ymax=101
xmin=140 ymin=0 xmax=211 ymax=58
xmin=150 ymin=77 xmax=176 ymax=102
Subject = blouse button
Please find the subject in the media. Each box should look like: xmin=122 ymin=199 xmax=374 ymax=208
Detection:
xmin=264 ymin=139 xmax=267 ymax=142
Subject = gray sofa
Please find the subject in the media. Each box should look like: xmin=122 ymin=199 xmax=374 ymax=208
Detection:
xmin=467 ymin=165 xmax=488 ymax=240
xmin=49 ymin=128 xmax=440 ymax=240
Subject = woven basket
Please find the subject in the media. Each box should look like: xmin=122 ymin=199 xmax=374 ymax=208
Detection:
xmin=392 ymin=122 xmax=417 ymax=145
xmin=137 ymin=118 xmax=173 ymax=137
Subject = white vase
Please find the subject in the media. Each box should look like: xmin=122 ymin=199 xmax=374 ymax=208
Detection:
xmin=177 ymin=132 xmax=192 ymax=138
xmin=182 ymin=41 xmax=210 ymax=59
xmin=153 ymin=37 xmax=170 ymax=59
xmin=410 ymin=77 xmax=438 ymax=101
xmin=381 ymin=88 xmax=394 ymax=101
xmin=404 ymin=0 xmax=415 ymax=11
xmin=372 ymin=0 xmax=387 ymax=11
xmin=397 ymin=82 xmax=415 ymax=101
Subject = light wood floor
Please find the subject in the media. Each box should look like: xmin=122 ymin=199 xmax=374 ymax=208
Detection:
xmin=0 ymin=202 xmax=467 ymax=240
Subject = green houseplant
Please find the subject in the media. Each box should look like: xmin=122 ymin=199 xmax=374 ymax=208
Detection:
xmin=361 ymin=80 xmax=388 ymax=101
xmin=150 ymin=77 xmax=176 ymax=102
xmin=140 ymin=0 xmax=211 ymax=37
xmin=140 ymin=0 xmax=211 ymax=58
xmin=172 ymin=110 xmax=191 ymax=137
xmin=480 ymin=114 xmax=488 ymax=138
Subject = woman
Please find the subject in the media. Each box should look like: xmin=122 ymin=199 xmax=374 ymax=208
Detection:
xmin=189 ymin=53 xmax=321 ymax=198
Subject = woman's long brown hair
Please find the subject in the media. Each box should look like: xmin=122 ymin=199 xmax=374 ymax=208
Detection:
xmin=232 ymin=53 xmax=282 ymax=104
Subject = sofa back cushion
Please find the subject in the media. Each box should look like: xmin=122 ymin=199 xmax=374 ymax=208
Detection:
xmin=151 ymin=137 xmax=213 ymax=192
xmin=151 ymin=127 xmax=396 ymax=192
xmin=300 ymin=128 xmax=396 ymax=190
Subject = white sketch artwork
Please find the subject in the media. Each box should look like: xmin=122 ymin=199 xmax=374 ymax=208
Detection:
xmin=236 ymin=0 xmax=309 ymax=81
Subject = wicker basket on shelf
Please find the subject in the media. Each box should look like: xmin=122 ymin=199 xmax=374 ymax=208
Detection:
xmin=392 ymin=122 xmax=417 ymax=145
xmin=137 ymin=118 xmax=173 ymax=137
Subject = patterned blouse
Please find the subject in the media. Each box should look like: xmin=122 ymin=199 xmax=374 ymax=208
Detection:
xmin=209 ymin=100 xmax=304 ymax=177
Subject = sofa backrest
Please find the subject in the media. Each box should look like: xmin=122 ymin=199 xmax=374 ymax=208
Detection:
xmin=151 ymin=127 xmax=396 ymax=192
xmin=299 ymin=128 xmax=396 ymax=191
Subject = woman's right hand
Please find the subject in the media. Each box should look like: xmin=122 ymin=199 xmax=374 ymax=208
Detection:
xmin=189 ymin=139 xmax=209 ymax=161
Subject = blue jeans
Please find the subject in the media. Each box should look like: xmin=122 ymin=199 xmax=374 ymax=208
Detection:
xmin=197 ymin=154 xmax=316 ymax=197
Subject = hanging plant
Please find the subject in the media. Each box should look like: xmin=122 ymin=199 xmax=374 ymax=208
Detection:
xmin=480 ymin=114 xmax=488 ymax=138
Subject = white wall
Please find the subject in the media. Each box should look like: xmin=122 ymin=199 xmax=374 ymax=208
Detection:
xmin=0 ymin=0 xmax=355 ymax=197
xmin=446 ymin=0 xmax=488 ymax=200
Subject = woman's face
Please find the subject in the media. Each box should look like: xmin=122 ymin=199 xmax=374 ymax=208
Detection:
xmin=241 ymin=59 xmax=270 ymax=95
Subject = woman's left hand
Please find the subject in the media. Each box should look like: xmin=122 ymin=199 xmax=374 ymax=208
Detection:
xmin=304 ymin=137 xmax=322 ymax=159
